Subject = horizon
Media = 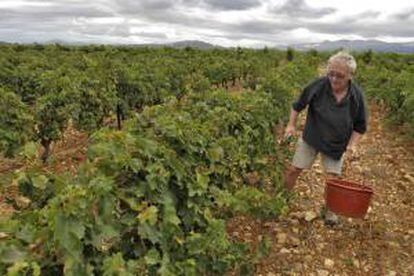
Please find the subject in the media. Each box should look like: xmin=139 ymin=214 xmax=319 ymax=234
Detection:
xmin=2 ymin=38 xmax=414 ymax=46
xmin=1 ymin=38 xmax=414 ymax=52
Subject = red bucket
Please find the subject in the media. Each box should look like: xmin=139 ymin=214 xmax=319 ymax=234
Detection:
xmin=325 ymin=178 xmax=374 ymax=218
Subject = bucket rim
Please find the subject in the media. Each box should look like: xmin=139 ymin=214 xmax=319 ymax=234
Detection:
xmin=326 ymin=178 xmax=374 ymax=194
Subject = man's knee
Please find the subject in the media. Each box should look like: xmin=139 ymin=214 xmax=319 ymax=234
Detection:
xmin=287 ymin=165 xmax=303 ymax=175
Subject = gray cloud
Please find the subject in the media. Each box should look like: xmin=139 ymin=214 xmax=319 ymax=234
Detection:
xmin=219 ymin=9 xmax=413 ymax=40
xmin=271 ymin=0 xmax=336 ymax=18
xmin=392 ymin=8 xmax=414 ymax=20
xmin=134 ymin=32 xmax=168 ymax=39
xmin=226 ymin=20 xmax=298 ymax=35
xmin=0 ymin=1 xmax=124 ymax=42
xmin=0 ymin=2 xmax=112 ymax=19
xmin=114 ymin=0 xmax=174 ymax=13
xmin=203 ymin=0 xmax=262 ymax=11
xmin=107 ymin=24 xmax=131 ymax=37
xmin=356 ymin=11 xmax=382 ymax=19
xmin=308 ymin=11 xmax=414 ymax=38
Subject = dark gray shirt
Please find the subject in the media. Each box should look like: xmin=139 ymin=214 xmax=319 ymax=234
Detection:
xmin=292 ymin=76 xmax=367 ymax=160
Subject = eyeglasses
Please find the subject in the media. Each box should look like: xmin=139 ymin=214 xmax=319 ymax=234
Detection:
xmin=327 ymin=71 xmax=347 ymax=80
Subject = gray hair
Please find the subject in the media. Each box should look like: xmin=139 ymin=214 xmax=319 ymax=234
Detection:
xmin=328 ymin=51 xmax=357 ymax=74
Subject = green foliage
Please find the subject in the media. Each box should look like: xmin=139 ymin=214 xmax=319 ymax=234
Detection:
xmin=0 ymin=88 xmax=290 ymax=275
xmin=0 ymin=87 xmax=34 ymax=157
xmin=356 ymin=53 xmax=414 ymax=136
xmin=35 ymin=92 xmax=72 ymax=162
xmin=33 ymin=68 xmax=78 ymax=161
xmin=286 ymin=47 xmax=295 ymax=62
xmin=260 ymin=73 xmax=293 ymax=115
xmin=72 ymin=71 xmax=118 ymax=133
xmin=361 ymin=49 xmax=373 ymax=64
xmin=0 ymin=44 xmax=319 ymax=160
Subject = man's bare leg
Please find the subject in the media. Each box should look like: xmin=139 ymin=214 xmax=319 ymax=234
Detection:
xmin=283 ymin=165 xmax=303 ymax=190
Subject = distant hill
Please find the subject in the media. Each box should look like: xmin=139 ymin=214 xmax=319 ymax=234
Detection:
xmin=141 ymin=40 xmax=222 ymax=49
xmin=167 ymin=40 xmax=222 ymax=49
xmin=163 ymin=39 xmax=414 ymax=53
xmin=289 ymin=39 xmax=414 ymax=53
xmin=0 ymin=39 xmax=222 ymax=49
xmin=1 ymin=39 xmax=413 ymax=53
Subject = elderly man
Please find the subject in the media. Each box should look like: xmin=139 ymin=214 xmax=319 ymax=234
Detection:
xmin=283 ymin=51 xmax=367 ymax=226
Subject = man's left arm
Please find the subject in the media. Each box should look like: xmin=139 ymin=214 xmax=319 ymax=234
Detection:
xmin=347 ymin=131 xmax=362 ymax=152
xmin=347 ymin=91 xmax=368 ymax=152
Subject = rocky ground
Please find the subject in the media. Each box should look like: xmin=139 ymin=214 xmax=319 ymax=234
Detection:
xmin=228 ymin=102 xmax=414 ymax=275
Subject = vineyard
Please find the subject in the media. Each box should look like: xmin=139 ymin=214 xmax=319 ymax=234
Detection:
xmin=0 ymin=44 xmax=413 ymax=275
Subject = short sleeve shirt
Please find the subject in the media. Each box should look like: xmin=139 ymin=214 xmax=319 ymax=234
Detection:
xmin=292 ymin=76 xmax=367 ymax=160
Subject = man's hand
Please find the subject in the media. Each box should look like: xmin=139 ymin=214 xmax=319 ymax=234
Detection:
xmin=284 ymin=124 xmax=296 ymax=139
xmin=346 ymin=145 xmax=358 ymax=161
xmin=284 ymin=109 xmax=299 ymax=140
xmin=347 ymin=131 xmax=362 ymax=160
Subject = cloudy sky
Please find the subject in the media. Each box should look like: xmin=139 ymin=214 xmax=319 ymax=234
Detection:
xmin=1 ymin=0 xmax=414 ymax=47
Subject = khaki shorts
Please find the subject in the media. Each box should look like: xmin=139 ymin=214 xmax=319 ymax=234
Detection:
xmin=292 ymin=138 xmax=343 ymax=175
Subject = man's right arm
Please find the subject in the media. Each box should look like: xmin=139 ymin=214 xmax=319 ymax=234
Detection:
xmin=284 ymin=108 xmax=299 ymax=138
xmin=284 ymin=77 xmax=322 ymax=138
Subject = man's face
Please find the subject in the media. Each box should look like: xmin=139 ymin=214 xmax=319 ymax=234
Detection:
xmin=327 ymin=60 xmax=351 ymax=92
